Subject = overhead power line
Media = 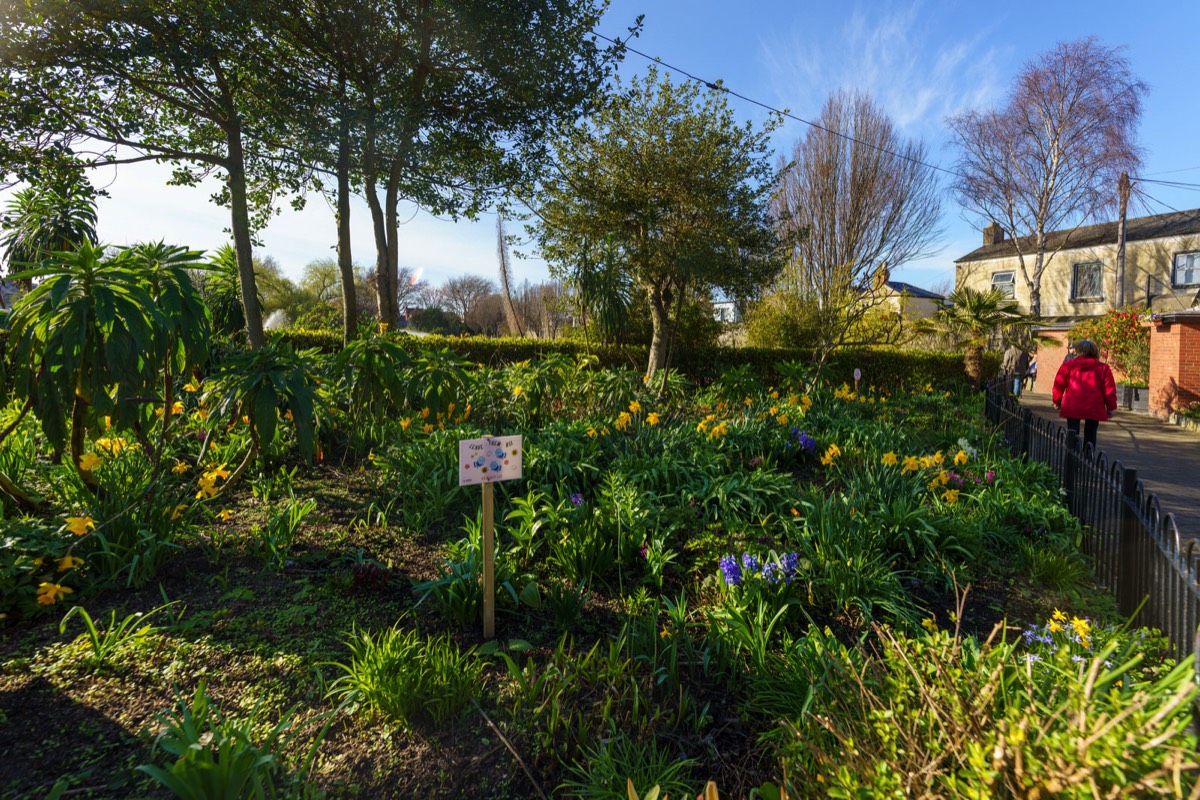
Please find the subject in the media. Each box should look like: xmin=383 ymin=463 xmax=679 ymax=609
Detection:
xmin=592 ymin=31 xmax=1200 ymax=206
xmin=590 ymin=31 xmax=963 ymax=180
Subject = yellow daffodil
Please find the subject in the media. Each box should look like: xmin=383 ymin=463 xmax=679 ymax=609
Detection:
xmin=586 ymin=426 xmax=598 ymax=438
xmin=615 ymin=411 xmax=632 ymax=431
xmin=172 ymin=461 xmax=190 ymax=474
xmin=628 ymin=400 xmax=642 ymax=414
xmin=646 ymin=412 xmax=661 ymax=426
xmin=800 ymin=395 xmax=812 ymax=412
xmin=954 ymin=450 xmax=969 ymax=465
xmin=1052 ymin=608 xmax=1067 ymax=622
xmin=36 ymin=582 xmax=73 ymax=605
xmin=826 ymin=444 xmax=841 ymax=459
xmin=420 ymin=407 xmax=430 ymax=419
xmin=423 ymin=423 xmax=434 ymax=433
xmin=64 ymin=516 xmax=95 ymax=536
xmin=937 ymin=469 xmax=949 ymax=486
xmin=881 ymin=452 xmax=898 ymax=466
xmin=744 ymin=397 xmax=753 ymax=406
xmin=942 ymin=489 xmax=960 ymax=504
xmin=400 ymin=418 xmax=413 ymax=430
xmin=205 ymin=464 xmax=231 ymax=481
xmin=78 ymin=452 xmax=102 ymax=471
xmin=462 ymin=404 xmax=472 ymax=421
xmin=791 ymin=507 xmax=800 ymax=517
xmin=169 ymin=504 xmax=187 ymax=521
xmin=217 ymin=509 xmax=234 ymax=522
xmin=933 ymin=451 xmax=945 ymax=466
xmin=919 ymin=456 xmax=933 ymax=469
xmin=183 ymin=380 xmax=201 ymax=393
xmin=902 ymin=455 xmax=919 ymax=472
xmin=57 ymin=554 xmax=84 ymax=572
xmin=1048 ymin=619 xmax=1064 ymax=633
xmin=103 ymin=415 xmax=112 ymax=429
xmin=921 ymin=616 xmax=938 ymax=632
xmin=512 ymin=386 xmax=523 ymax=397
xmin=196 ymin=476 xmax=218 ymax=499
xmin=600 ymin=426 xmax=610 ymax=436
xmin=171 ymin=401 xmax=184 ymax=414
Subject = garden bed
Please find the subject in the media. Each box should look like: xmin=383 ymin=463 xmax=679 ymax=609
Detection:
xmin=2 ymin=347 xmax=1195 ymax=799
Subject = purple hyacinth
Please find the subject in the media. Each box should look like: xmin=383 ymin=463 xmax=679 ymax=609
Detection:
xmin=569 ymin=492 xmax=584 ymax=507
xmin=761 ymin=562 xmax=780 ymax=584
xmin=741 ymin=553 xmax=760 ymax=574
xmin=718 ymin=556 xmax=742 ymax=586
xmin=795 ymin=432 xmax=816 ymax=453
xmin=779 ymin=552 xmax=800 ymax=583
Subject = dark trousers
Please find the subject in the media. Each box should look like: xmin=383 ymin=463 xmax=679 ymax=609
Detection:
xmin=1066 ymin=418 xmax=1099 ymax=449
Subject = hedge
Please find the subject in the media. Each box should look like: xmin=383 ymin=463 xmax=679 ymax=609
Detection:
xmin=271 ymin=328 xmax=1000 ymax=388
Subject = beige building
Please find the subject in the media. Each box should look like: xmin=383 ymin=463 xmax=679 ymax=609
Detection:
xmin=880 ymin=280 xmax=943 ymax=319
xmin=954 ymin=209 xmax=1200 ymax=318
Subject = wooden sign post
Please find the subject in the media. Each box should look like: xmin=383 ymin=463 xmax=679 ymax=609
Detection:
xmin=458 ymin=434 xmax=523 ymax=640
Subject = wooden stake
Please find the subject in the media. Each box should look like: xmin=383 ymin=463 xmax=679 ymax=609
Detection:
xmin=482 ymin=480 xmax=495 ymax=639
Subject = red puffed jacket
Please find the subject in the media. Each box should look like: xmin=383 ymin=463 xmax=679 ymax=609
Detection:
xmin=1051 ymin=357 xmax=1117 ymax=421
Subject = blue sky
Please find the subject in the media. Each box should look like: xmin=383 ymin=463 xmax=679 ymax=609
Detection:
xmin=22 ymin=0 xmax=1200 ymax=294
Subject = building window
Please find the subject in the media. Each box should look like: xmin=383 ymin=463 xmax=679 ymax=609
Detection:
xmin=1071 ymin=261 xmax=1103 ymax=302
xmin=991 ymin=271 xmax=1015 ymax=298
xmin=1175 ymin=251 xmax=1200 ymax=287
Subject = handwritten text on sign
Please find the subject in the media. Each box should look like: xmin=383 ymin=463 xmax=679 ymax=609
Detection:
xmin=458 ymin=435 xmax=523 ymax=486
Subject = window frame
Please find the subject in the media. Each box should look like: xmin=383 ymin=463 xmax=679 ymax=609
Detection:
xmin=1173 ymin=250 xmax=1200 ymax=288
xmin=990 ymin=270 xmax=1016 ymax=299
xmin=1070 ymin=261 xmax=1105 ymax=303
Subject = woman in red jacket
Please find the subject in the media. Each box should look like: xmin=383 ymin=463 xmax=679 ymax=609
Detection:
xmin=1051 ymin=339 xmax=1118 ymax=449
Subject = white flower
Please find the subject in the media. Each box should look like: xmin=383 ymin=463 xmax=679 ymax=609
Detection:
xmin=956 ymin=437 xmax=978 ymax=458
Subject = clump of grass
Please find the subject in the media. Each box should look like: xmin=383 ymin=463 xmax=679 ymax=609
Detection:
xmin=560 ymin=734 xmax=697 ymax=800
xmin=328 ymin=624 xmax=482 ymax=728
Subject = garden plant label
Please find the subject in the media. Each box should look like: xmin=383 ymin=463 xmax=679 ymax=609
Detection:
xmin=458 ymin=435 xmax=523 ymax=485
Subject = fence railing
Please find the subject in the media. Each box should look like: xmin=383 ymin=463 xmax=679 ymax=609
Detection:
xmin=984 ymin=380 xmax=1200 ymax=663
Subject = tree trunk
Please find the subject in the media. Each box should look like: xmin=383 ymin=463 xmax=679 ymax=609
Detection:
xmin=363 ymin=110 xmax=392 ymax=330
xmin=382 ymin=158 xmax=404 ymax=328
xmin=336 ymin=89 xmax=357 ymax=345
xmin=965 ymin=343 xmax=983 ymax=390
xmin=1029 ymin=250 xmax=1044 ymax=319
xmin=646 ymin=283 xmax=671 ymax=378
xmin=226 ymin=126 xmax=265 ymax=349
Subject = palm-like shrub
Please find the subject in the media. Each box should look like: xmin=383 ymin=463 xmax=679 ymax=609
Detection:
xmin=5 ymin=242 xmax=208 ymax=491
xmin=924 ymin=287 xmax=1030 ymax=389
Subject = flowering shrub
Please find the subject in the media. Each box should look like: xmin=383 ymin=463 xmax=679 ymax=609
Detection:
xmin=1069 ymin=307 xmax=1150 ymax=385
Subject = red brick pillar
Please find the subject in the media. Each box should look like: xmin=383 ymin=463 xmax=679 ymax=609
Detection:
xmin=1034 ymin=330 xmax=1070 ymax=394
xmin=1148 ymin=315 xmax=1200 ymax=420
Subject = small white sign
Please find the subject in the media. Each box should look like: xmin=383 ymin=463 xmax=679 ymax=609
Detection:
xmin=853 ymin=367 xmax=862 ymax=382
xmin=459 ymin=435 xmax=523 ymax=486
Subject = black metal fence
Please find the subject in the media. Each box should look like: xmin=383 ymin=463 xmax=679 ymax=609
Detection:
xmin=984 ymin=380 xmax=1200 ymax=662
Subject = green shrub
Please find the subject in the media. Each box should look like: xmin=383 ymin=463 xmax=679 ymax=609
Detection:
xmin=776 ymin=624 xmax=1199 ymax=798
xmin=138 ymin=680 xmax=328 ymax=799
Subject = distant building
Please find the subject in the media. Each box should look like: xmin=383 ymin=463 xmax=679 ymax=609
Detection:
xmin=954 ymin=208 xmax=1200 ymax=319
xmin=712 ymin=300 xmax=741 ymax=324
xmin=0 ymin=279 xmax=21 ymax=310
xmin=880 ymin=280 xmax=943 ymax=319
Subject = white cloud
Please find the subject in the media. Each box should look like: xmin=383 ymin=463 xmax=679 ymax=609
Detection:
xmin=760 ymin=1 xmax=1009 ymax=143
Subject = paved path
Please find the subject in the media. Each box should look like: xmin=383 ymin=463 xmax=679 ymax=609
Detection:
xmin=1018 ymin=392 xmax=1200 ymax=537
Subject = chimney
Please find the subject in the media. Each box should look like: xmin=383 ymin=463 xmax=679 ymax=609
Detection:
xmin=873 ymin=261 xmax=890 ymax=288
xmin=983 ymin=221 xmax=1005 ymax=246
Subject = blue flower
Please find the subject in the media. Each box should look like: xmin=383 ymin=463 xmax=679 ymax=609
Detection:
xmin=762 ymin=562 xmax=780 ymax=584
xmin=718 ymin=556 xmax=742 ymax=586
xmin=741 ymin=553 xmax=760 ymax=574
xmin=780 ymin=552 xmax=800 ymax=583
xmin=569 ymin=492 xmax=584 ymax=507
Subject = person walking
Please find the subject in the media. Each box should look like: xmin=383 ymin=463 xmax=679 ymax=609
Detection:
xmin=1051 ymin=339 xmax=1117 ymax=450
xmin=1002 ymin=343 xmax=1031 ymax=397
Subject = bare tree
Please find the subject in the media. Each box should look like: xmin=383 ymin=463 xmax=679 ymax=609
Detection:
xmin=771 ymin=90 xmax=942 ymax=368
xmin=440 ymin=274 xmax=496 ymax=323
xmin=396 ymin=266 xmax=429 ymax=315
xmin=466 ymin=293 xmax=506 ymax=335
xmin=949 ymin=37 xmax=1146 ymax=318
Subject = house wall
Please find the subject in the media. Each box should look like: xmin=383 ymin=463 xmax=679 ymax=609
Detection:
xmin=881 ymin=291 xmax=940 ymax=319
xmin=955 ymin=233 xmax=1200 ymax=315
